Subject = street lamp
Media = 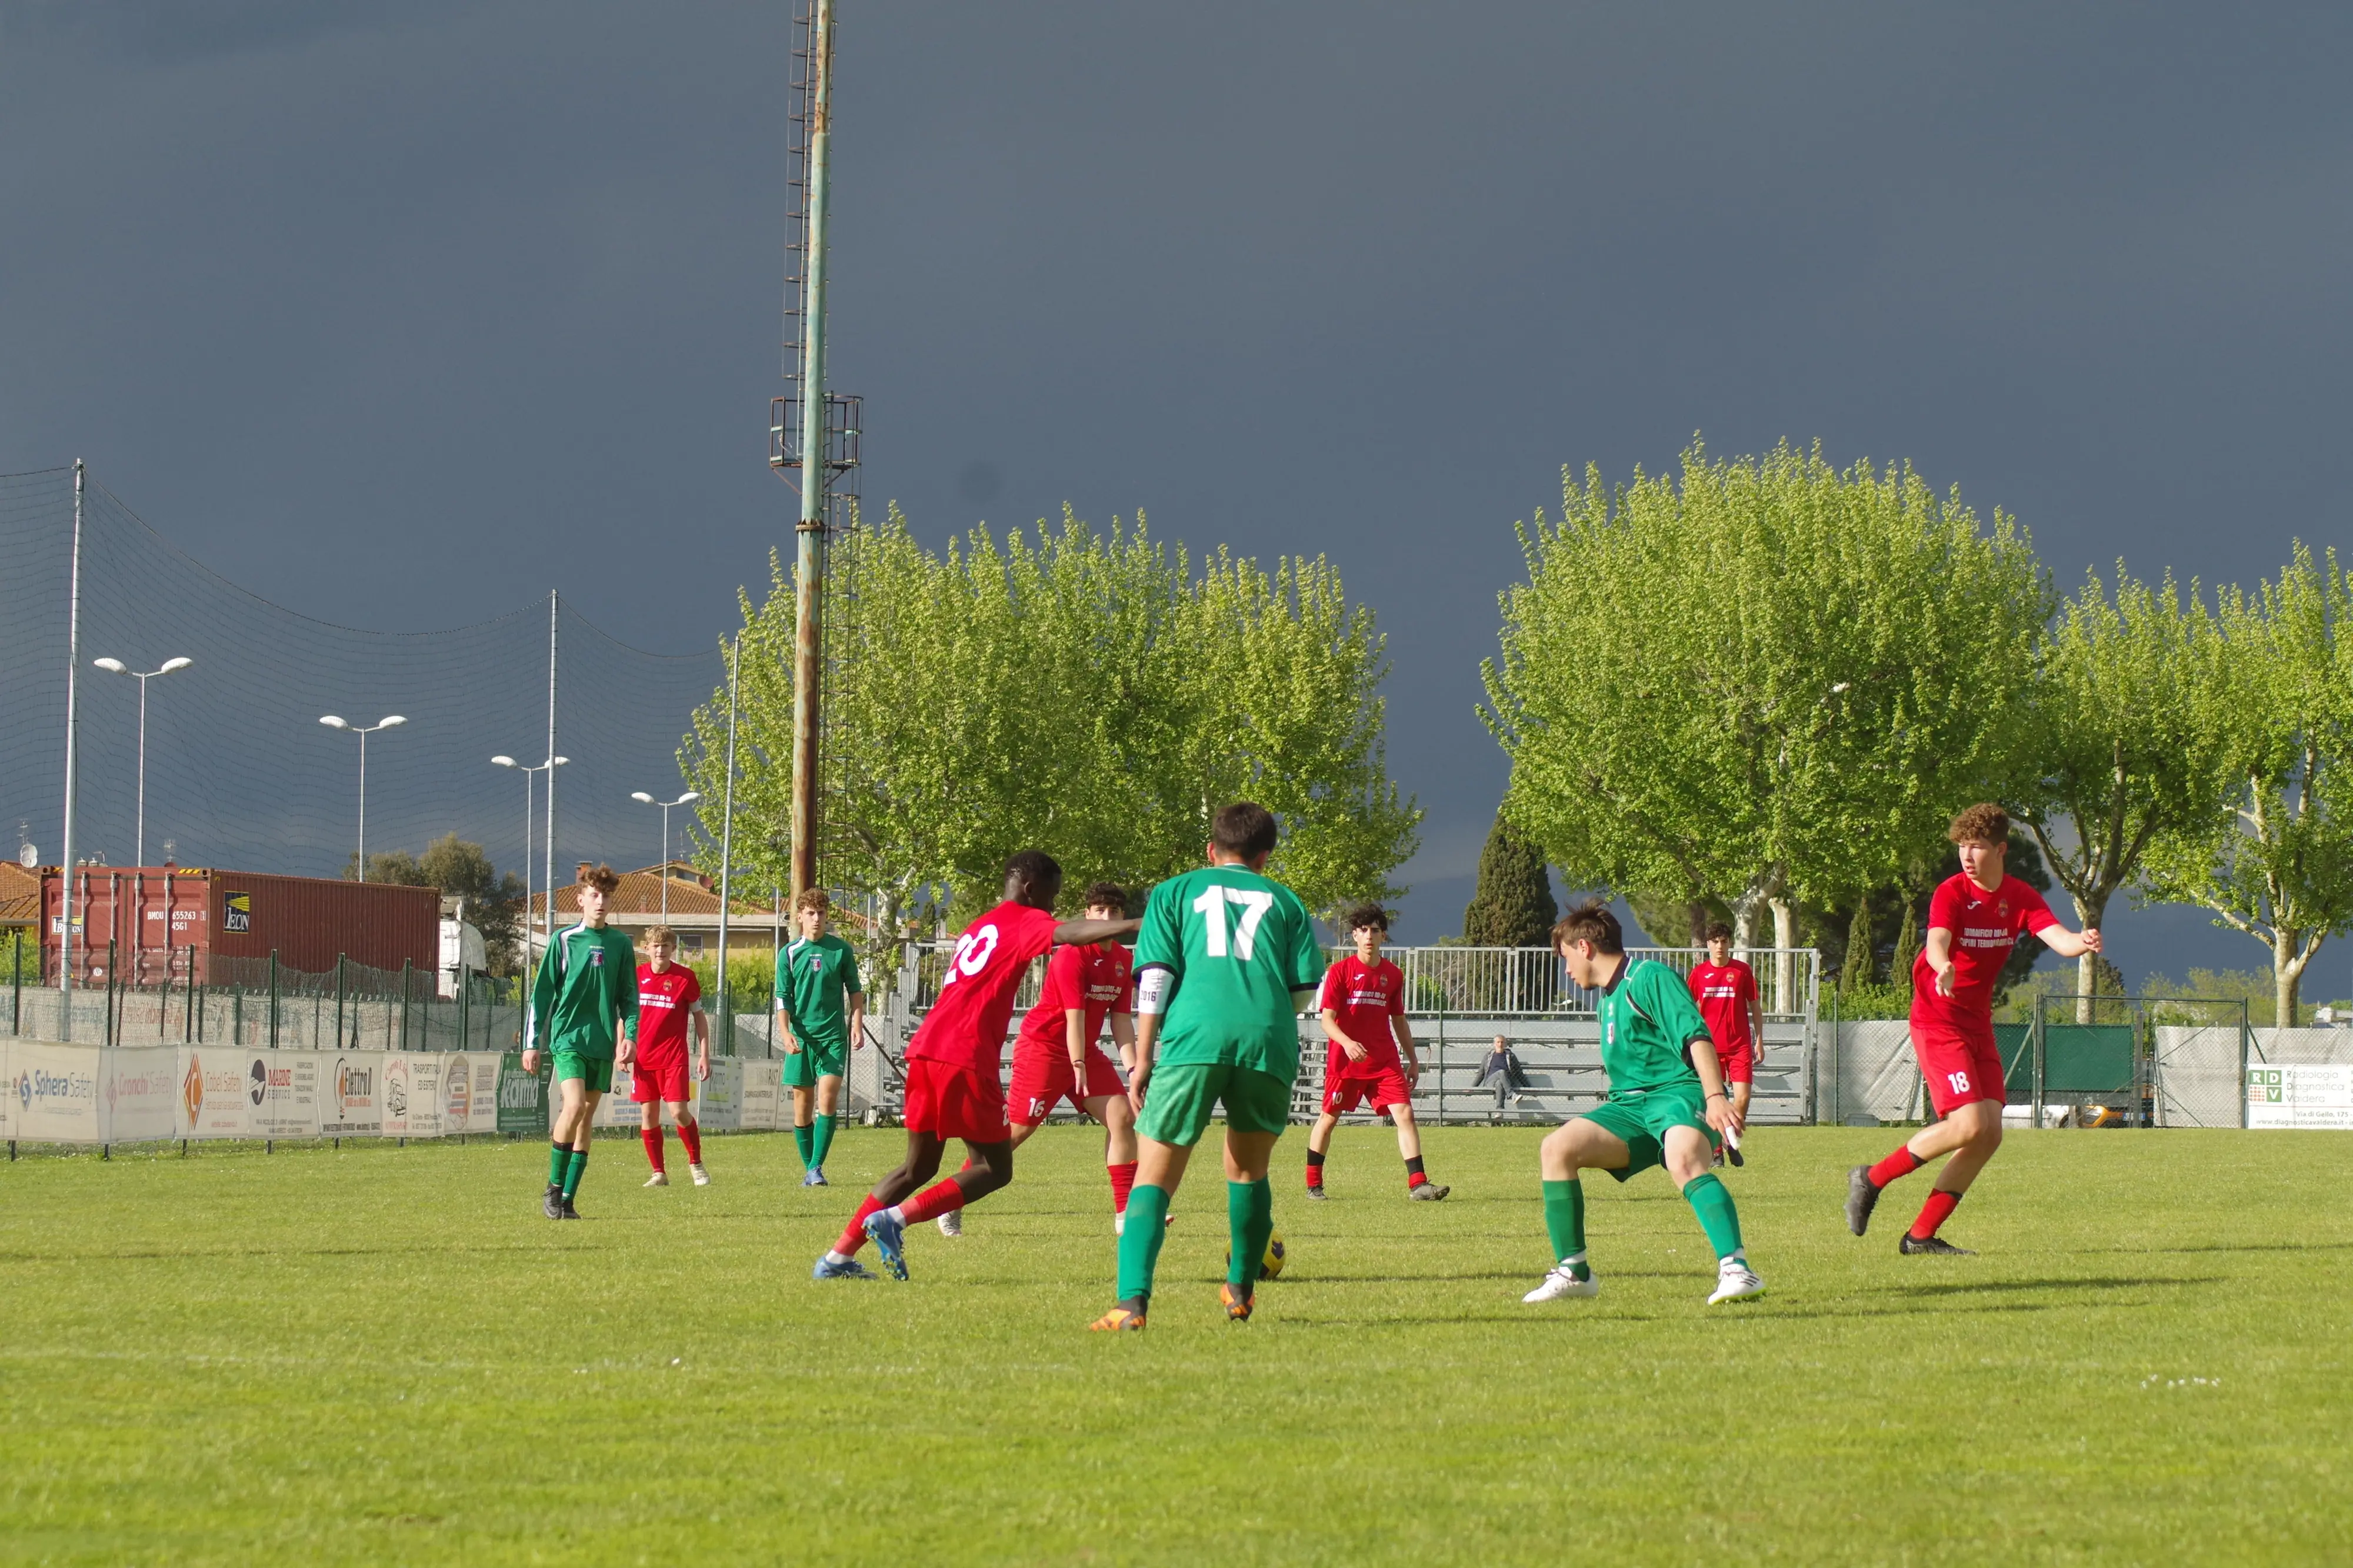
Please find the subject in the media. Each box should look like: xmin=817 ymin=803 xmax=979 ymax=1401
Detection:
xmin=630 ymin=790 xmax=703 ymax=922
xmin=495 ymin=753 xmax=568 ymax=955
xmin=319 ymin=713 xmax=406 ymax=876
xmin=92 ymin=655 xmax=192 ymax=865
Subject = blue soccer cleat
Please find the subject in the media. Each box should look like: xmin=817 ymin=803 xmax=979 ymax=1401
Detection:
xmin=812 ymin=1253 xmax=878 ymax=1281
xmin=809 ymin=1167 xmax=830 ymax=1187
xmin=801 ymin=1169 xmax=822 ymax=1187
xmin=863 ymin=1207 xmax=909 ymax=1280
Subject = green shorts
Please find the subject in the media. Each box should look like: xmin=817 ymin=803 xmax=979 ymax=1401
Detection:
xmin=1578 ymin=1085 xmax=1718 ymax=1183
xmin=1136 ymin=1061 xmax=1292 ymax=1147
xmin=782 ymin=1036 xmax=848 ymax=1087
xmin=551 ymin=1051 xmax=615 ymax=1095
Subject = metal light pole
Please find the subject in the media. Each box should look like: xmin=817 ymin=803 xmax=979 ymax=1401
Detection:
xmin=60 ymin=459 xmax=84 ymax=997
xmin=630 ymin=790 xmax=703 ymax=922
xmin=788 ymin=0 xmax=838 ymax=903
xmin=92 ymin=656 xmax=192 ymax=866
xmin=495 ymin=755 xmax=566 ymax=957
xmin=319 ymin=714 xmax=406 ymax=875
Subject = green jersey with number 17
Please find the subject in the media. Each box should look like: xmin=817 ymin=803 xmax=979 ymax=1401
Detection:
xmin=1133 ymin=863 xmax=1323 ymax=1079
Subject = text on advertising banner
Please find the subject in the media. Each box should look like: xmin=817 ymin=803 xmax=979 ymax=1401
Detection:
xmin=13 ymin=1041 xmax=102 ymax=1143
xmin=176 ymin=1047 xmax=254 ymax=1139
xmin=322 ymin=1052 xmax=385 ymax=1136
xmin=495 ymin=1052 xmax=548 ymax=1136
xmin=2248 ymin=1063 xmax=2353 ymax=1129
xmin=252 ymin=1052 xmax=326 ymax=1140
xmin=104 ymin=1047 xmax=179 ymax=1143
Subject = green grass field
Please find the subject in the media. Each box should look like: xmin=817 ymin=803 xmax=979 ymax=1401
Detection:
xmin=2 ymin=1123 xmax=2348 ymax=1565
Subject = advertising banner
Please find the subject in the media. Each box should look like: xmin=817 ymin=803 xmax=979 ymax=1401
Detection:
xmin=251 ymin=1051 xmax=325 ymax=1140
xmin=175 ymin=1047 xmax=254 ymax=1139
xmin=405 ymin=1054 xmax=444 ymax=1138
xmin=446 ymin=1053 xmax=501 ymax=1135
xmin=495 ymin=1052 xmax=549 ymax=1136
xmin=322 ymin=1052 xmax=384 ymax=1136
xmin=698 ymin=1057 xmax=743 ymax=1132
xmin=2248 ymin=1063 xmax=2353 ymax=1129
xmin=595 ymin=1062 xmax=643 ymax=1127
xmin=380 ymin=1053 xmax=412 ymax=1137
xmin=738 ymin=1056 xmax=781 ymax=1131
xmin=12 ymin=1041 xmax=102 ymax=1142
xmin=0 ymin=1042 xmax=11 ymax=1140
xmin=103 ymin=1047 xmax=181 ymax=1143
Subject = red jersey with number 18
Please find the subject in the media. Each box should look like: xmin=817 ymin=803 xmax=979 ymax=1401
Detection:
xmin=1910 ymin=873 xmax=2057 ymax=1025
xmin=907 ymin=900 xmax=1063 ymax=1076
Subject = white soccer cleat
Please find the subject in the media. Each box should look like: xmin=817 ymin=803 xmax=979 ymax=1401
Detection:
xmin=936 ymin=1208 xmax=963 ymax=1237
xmin=1708 ymin=1256 xmax=1766 ymax=1305
xmin=689 ymin=1163 xmax=710 ymax=1187
xmin=1522 ymin=1260 xmax=1599 ymax=1303
xmin=643 ymin=1171 xmax=669 ymax=1187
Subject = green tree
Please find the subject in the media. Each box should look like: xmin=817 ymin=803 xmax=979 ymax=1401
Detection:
xmin=1482 ymin=439 xmax=2047 ymax=957
xmin=1461 ymin=809 xmax=1558 ymax=946
xmin=2142 ymin=544 xmax=2353 ymax=1025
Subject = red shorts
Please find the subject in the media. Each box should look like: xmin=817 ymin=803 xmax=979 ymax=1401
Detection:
xmin=1322 ymin=1065 xmax=1412 ymax=1115
xmin=629 ymin=1048 xmax=691 ymax=1105
xmin=902 ymin=1056 xmax=1012 ymax=1144
xmin=1714 ymin=1041 xmax=1754 ymax=1086
xmin=1911 ymin=1015 xmax=2005 ymax=1116
xmin=1006 ymin=1040 xmax=1126 ymax=1125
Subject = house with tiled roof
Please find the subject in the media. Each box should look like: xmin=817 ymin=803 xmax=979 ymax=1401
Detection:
xmin=0 ymin=860 xmax=38 ymax=935
xmin=525 ymin=862 xmax=792 ymax=959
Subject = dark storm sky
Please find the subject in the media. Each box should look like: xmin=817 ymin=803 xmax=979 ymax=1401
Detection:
xmin=5 ymin=2 xmax=2349 ymax=982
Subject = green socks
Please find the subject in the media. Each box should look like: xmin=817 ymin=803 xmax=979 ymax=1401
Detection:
xmin=1681 ymin=1170 xmax=1744 ymax=1260
xmin=1116 ymin=1184 xmax=1174 ymax=1305
xmin=1542 ymin=1178 xmax=1587 ymax=1269
xmin=794 ymin=1122 xmax=815 ymax=1170
xmin=1226 ymin=1178 xmax=1273 ymax=1292
xmin=548 ymin=1141 xmax=569 ymax=1187
xmin=811 ymin=1113 xmax=838 ymax=1170
xmin=561 ymin=1146 xmax=589 ymax=1202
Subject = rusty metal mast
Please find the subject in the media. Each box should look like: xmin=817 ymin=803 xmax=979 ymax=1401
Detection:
xmin=771 ymin=0 xmax=859 ymax=902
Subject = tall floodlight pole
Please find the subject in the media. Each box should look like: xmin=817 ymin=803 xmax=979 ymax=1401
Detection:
xmin=319 ymin=714 xmax=407 ymax=873
xmin=631 ymin=791 xmax=703 ymax=922
xmin=92 ymin=656 xmax=193 ymax=865
xmin=715 ymin=636 xmax=742 ymax=1049
xmin=545 ymin=591 xmax=560 ymax=949
xmin=496 ymin=753 xmax=566 ymax=964
xmin=59 ymin=459 xmax=85 ymax=996
xmin=788 ymin=0 xmax=837 ymax=905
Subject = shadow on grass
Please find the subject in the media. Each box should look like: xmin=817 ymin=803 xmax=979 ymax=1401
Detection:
xmin=1882 ymin=1275 xmax=2217 ymax=1299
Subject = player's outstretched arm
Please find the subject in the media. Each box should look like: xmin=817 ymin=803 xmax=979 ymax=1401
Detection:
xmin=1054 ymin=916 xmax=1141 ymax=947
xmin=2040 ymin=923 xmax=2102 ymax=960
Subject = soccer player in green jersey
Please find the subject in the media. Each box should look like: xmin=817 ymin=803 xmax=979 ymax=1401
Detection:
xmin=776 ymin=888 xmax=865 ymax=1186
xmin=1521 ymin=900 xmax=1765 ymax=1306
xmin=524 ymin=863 xmax=639 ymax=1220
xmin=1089 ymin=802 xmax=1325 ymax=1332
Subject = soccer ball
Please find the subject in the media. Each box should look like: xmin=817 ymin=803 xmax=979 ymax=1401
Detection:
xmin=1226 ymin=1230 xmax=1287 ymax=1282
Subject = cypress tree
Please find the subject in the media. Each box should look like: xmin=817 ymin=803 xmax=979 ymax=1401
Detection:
xmin=1463 ymin=811 xmax=1558 ymax=946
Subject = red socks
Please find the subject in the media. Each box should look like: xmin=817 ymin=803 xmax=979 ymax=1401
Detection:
xmin=677 ymin=1120 xmax=703 ymax=1165
xmin=1107 ymin=1161 xmax=1138 ymax=1215
xmin=834 ymin=1194 xmax=885 ymax=1257
xmin=896 ymin=1177 xmax=968 ymax=1226
xmin=641 ymin=1126 xmax=665 ymax=1174
xmin=1909 ymin=1187 xmax=1963 ymax=1240
xmin=1305 ymin=1149 xmax=1326 ymax=1189
xmin=1867 ymin=1145 xmax=1925 ymax=1189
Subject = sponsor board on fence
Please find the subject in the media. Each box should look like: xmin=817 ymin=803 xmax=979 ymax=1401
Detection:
xmin=381 ymin=1054 xmax=411 ymax=1137
xmin=406 ymin=1053 xmax=444 ymax=1137
xmin=105 ymin=1047 xmax=179 ymax=1142
xmin=698 ymin=1057 xmax=742 ymax=1132
xmin=738 ymin=1056 xmax=781 ymax=1131
xmin=252 ymin=1052 xmax=325 ymax=1139
xmin=495 ymin=1052 xmax=548 ymax=1135
xmin=446 ymin=1053 xmax=501 ymax=1135
xmin=13 ymin=1041 xmax=102 ymax=1142
xmin=176 ymin=1047 xmax=254 ymax=1139
xmin=323 ymin=1053 xmax=383 ymax=1136
xmin=2248 ymin=1063 xmax=2353 ymax=1129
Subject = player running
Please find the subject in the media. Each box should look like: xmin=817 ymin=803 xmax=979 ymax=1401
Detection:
xmin=1089 ymin=802 xmax=1325 ymax=1332
xmin=1303 ymin=903 xmax=1447 ymax=1202
xmin=936 ymin=881 xmax=1140 ymax=1237
xmin=629 ymin=925 xmax=711 ymax=1187
xmin=812 ymin=850 xmax=1137 ymax=1281
xmin=1688 ymin=920 xmax=1762 ymax=1166
xmin=1522 ymin=900 xmax=1764 ymax=1307
xmin=524 ymin=863 xmax=638 ymax=1220
xmin=1846 ymin=803 xmax=2102 ymax=1255
xmin=775 ymin=889 xmax=866 ymax=1187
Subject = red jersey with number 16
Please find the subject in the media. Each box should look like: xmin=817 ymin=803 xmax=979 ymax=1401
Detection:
xmin=1910 ymin=873 xmax=2057 ymax=1025
xmin=1016 ymin=940 xmax=1134 ymax=1052
xmin=908 ymin=900 xmax=1063 ymax=1076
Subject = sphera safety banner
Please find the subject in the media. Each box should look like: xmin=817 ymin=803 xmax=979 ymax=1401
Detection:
xmin=12 ymin=1042 xmax=102 ymax=1142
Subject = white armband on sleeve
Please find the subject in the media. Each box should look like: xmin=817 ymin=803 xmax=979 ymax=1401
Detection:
xmin=1136 ymin=966 xmax=1174 ymax=1017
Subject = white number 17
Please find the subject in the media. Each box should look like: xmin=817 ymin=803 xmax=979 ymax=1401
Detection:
xmin=1193 ymin=887 xmax=1276 ymax=960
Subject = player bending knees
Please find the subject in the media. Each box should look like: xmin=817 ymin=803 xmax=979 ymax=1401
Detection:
xmin=1304 ymin=904 xmax=1447 ymax=1203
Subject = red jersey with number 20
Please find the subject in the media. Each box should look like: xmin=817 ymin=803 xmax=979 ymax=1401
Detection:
xmin=908 ymin=900 xmax=1063 ymax=1076
xmin=1911 ymin=873 xmax=2057 ymax=1025
xmin=1016 ymin=941 xmax=1134 ymax=1052
xmin=1687 ymin=960 xmax=1758 ymax=1052
xmin=1319 ymin=955 xmax=1406 ymax=1077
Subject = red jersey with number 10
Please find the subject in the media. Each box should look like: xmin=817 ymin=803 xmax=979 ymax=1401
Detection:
xmin=908 ymin=900 xmax=1063 ymax=1076
xmin=1319 ymin=954 xmax=1407 ymax=1077
xmin=1910 ymin=873 xmax=2057 ymax=1025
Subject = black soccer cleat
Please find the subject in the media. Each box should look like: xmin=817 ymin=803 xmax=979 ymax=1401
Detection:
xmin=560 ymin=1196 xmax=582 ymax=1220
xmin=1724 ymin=1143 xmax=1745 ymax=1169
xmin=1304 ymin=1185 xmax=1329 ymax=1201
xmin=1409 ymin=1182 xmax=1450 ymax=1201
xmin=1899 ymin=1233 xmax=1975 ymax=1256
xmin=1845 ymin=1165 xmax=1880 ymax=1236
xmin=543 ymin=1185 xmax=564 ymax=1220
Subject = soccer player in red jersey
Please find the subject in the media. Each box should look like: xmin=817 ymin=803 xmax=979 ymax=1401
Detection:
xmin=1303 ymin=904 xmax=1446 ymax=1202
xmin=937 ymin=882 xmax=1140 ymax=1238
xmin=1688 ymin=920 xmax=1762 ymax=1166
xmin=1846 ymin=803 xmax=2102 ymax=1255
xmin=627 ymin=925 xmax=711 ymax=1188
xmin=812 ymin=850 xmax=1139 ymax=1281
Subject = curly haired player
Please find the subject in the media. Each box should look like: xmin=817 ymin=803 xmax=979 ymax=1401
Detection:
xmin=1302 ymin=903 xmax=1446 ymax=1202
xmin=1845 ymin=803 xmax=2101 ymax=1255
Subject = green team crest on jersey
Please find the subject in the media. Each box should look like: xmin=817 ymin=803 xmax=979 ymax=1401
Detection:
xmin=1134 ymin=863 xmax=1323 ymax=1079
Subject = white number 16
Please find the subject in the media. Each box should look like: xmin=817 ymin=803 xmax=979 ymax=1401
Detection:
xmin=1193 ymin=888 xmax=1276 ymax=960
